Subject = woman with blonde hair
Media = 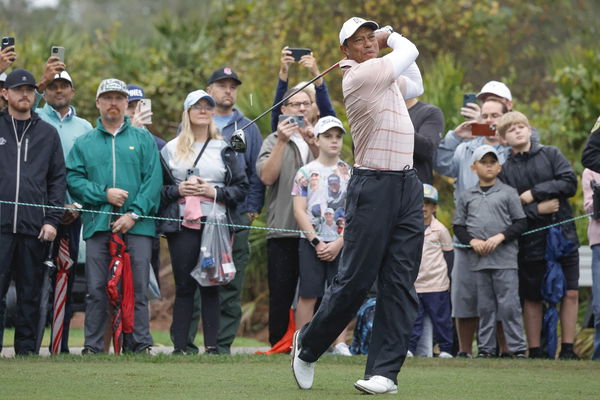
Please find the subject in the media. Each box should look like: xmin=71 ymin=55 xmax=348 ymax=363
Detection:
xmin=159 ymin=90 xmax=248 ymax=354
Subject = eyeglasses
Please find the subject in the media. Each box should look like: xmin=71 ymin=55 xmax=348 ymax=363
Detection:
xmin=190 ymin=104 xmax=214 ymax=112
xmin=285 ymin=101 xmax=312 ymax=109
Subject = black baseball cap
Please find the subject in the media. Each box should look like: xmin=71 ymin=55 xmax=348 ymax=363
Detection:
xmin=207 ymin=67 xmax=242 ymax=86
xmin=4 ymin=68 xmax=37 ymax=89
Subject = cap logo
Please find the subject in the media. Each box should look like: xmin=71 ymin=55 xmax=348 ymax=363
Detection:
xmin=22 ymin=76 xmax=27 ymax=81
xmin=224 ymin=67 xmax=232 ymax=75
xmin=128 ymin=89 xmax=143 ymax=97
xmin=352 ymin=17 xmax=363 ymax=23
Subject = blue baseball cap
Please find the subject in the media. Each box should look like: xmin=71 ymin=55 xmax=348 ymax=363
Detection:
xmin=127 ymin=84 xmax=145 ymax=102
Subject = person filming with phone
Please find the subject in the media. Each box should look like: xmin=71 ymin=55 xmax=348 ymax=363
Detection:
xmin=33 ymin=53 xmax=93 ymax=353
xmin=158 ymin=90 xmax=248 ymax=354
xmin=435 ymin=97 xmax=512 ymax=358
xmin=257 ymin=87 xmax=319 ymax=348
xmin=270 ymin=46 xmax=336 ymax=132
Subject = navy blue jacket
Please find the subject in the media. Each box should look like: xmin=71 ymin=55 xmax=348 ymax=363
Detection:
xmin=499 ymin=143 xmax=579 ymax=261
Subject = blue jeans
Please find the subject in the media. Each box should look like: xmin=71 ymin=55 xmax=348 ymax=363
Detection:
xmin=592 ymin=245 xmax=600 ymax=360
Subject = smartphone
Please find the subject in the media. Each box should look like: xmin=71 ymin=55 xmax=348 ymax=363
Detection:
xmin=279 ymin=114 xmax=305 ymax=127
xmin=138 ymin=98 xmax=152 ymax=124
xmin=186 ymin=168 xmax=200 ymax=179
xmin=51 ymin=46 xmax=65 ymax=62
xmin=1 ymin=36 xmax=14 ymax=51
xmin=463 ymin=93 xmax=477 ymax=107
xmin=471 ymin=123 xmax=496 ymax=136
xmin=289 ymin=48 xmax=311 ymax=62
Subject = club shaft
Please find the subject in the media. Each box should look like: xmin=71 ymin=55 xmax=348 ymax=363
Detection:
xmin=239 ymin=61 xmax=340 ymax=132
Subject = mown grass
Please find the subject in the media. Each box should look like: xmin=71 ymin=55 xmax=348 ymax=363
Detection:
xmin=2 ymin=328 xmax=266 ymax=348
xmin=0 ymin=354 xmax=598 ymax=400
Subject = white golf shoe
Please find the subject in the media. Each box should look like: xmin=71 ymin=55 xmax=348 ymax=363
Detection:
xmin=354 ymin=375 xmax=398 ymax=395
xmin=291 ymin=329 xmax=315 ymax=389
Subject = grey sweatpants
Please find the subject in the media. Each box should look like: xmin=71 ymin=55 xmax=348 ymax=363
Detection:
xmin=476 ymin=268 xmax=526 ymax=354
xmin=84 ymin=232 xmax=153 ymax=352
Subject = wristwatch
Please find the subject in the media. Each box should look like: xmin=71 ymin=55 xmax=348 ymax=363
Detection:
xmin=127 ymin=211 xmax=140 ymax=221
xmin=310 ymin=237 xmax=321 ymax=247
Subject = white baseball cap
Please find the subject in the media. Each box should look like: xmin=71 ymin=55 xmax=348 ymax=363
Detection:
xmin=314 ymin=116 xmax=346 ymax=136
xmin=183 ymin=89 xmax=216 ymax=111
xmin=339 ymin=17 xmax=379 ymax=45
xmin=52 ymin=70 xmax=73 ymax=87
xmin=477 ymin=81 xmax=512 ymax=101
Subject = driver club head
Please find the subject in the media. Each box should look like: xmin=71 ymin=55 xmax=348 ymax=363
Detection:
xmin=230 ymin=129 xmax=247 ymax=153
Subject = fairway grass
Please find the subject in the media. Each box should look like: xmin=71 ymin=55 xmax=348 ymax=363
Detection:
xmin=1 ymin=355 xmax=598 ymax=400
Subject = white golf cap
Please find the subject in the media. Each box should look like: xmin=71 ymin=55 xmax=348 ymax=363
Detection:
xmin=339 ymin=17 xmax=379 ymax=45
xmin=477 ymin=80 xmax=512 ymax=101
xmin=183 ymin=89 xmax=216 ymax=111
xmin=52 ymin=70 xmax=73 ymax=86
xmin=472 ymin=144 xmax=500 ymax=164
xmin=314 ymin=116 xmax=346 ymax=136
xmin=96 ymin=78 xmax=128 ymax=99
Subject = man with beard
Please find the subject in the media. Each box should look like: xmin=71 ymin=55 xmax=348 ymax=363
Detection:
xmin=0 ymin=68 xmax=66 ymax=355
xmin=34 ymin=58 xmax=93 ymax=353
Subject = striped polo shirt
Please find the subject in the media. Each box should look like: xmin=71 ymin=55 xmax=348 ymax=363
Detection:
xmin=340 ymin=57 xmax=414 ymax=171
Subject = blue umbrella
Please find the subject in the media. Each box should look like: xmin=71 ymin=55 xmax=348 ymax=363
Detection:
xmin=541 ymin=226 xmax=577 ymax=358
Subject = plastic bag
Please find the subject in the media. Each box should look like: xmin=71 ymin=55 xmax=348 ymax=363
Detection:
xmin=190 ymin=199 xmax=236 ymax=287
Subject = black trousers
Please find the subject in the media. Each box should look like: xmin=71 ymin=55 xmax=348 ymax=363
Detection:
xmin=267 ymin=237 xmax=300 ymax=345
xmin=166 ymin=227 xmax=219 ymax=351
xmin=0 ymin=233 xmax=46 ymax=355
xmin=299 ymin=169 xmax=424 ymax=383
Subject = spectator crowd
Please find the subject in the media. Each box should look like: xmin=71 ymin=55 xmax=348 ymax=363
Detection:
xmin=0 ymin=32 xmax=599 ymax=362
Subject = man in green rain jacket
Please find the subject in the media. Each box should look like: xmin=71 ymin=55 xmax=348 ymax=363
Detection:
xmin=67 ymin=78 xmax=162 ymax=354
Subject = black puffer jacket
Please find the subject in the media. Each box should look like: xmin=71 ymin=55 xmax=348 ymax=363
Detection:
xmin=0 ymin=111 xmax=66 ymax=235
xmin=157 ymin=145 xmax=249 ymax=233
xmin=499 ymin=143 xmax=579 ymax=262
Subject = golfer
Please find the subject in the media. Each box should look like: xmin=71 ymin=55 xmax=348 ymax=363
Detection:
xmin=291 ymin=17 xmax=424 ymax=394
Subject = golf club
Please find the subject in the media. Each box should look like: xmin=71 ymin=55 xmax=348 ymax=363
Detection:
xmin=230 ymin=61 xmax=341 ymax=152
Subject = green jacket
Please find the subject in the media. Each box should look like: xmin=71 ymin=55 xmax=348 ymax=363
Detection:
xmin=66 ymin=116 xmax=162 ymax=239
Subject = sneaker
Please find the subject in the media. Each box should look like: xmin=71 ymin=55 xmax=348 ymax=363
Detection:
xmin=528 ymin=348 xmax=549 ymax=359
xmin=558 ymin=349 xmax=580 ymax=360
xmin=456 ymin=352 xmax=472 ymax=358
xmin=406 ymin=350 xmax=414 ymax=358
xmin=514 ymin=350 xmax=527 ymax=359
xmin=438 ymin=351 xmax=453 ymax=359
xmin=81 ymin=346 xmax=97 ymax=355
xmin=354 ymin=375 xmax=398 ymax=395
xmin=291 ymin=330 xmax=315 ymax=390
xmin=477 ymin=351 xmax=494 ymax=358
xmin=204 ymin=347 xmax=219 ymax=355
xmin=331 ymin=342 xmax=352 ymax=356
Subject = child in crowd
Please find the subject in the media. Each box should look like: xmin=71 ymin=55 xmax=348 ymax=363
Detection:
xmin=407 ymin=184 xmax=454 ymax=358
xmin=291 ymin=116 xmax=351 ymax=356
xmin=582 ymin=167 xmax=600 ymax=361
xmin=497 ymin=111 xmax=580 ymax=359
xmin=453 ymin=145 xmax=528 ymax=358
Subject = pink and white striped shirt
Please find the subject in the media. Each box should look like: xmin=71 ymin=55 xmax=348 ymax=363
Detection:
xmin=340 ymin=33 xmax=422 ymax=171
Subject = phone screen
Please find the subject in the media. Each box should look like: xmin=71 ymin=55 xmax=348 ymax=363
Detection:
xmin=289 ymin=48 xmax=311 ymax=61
